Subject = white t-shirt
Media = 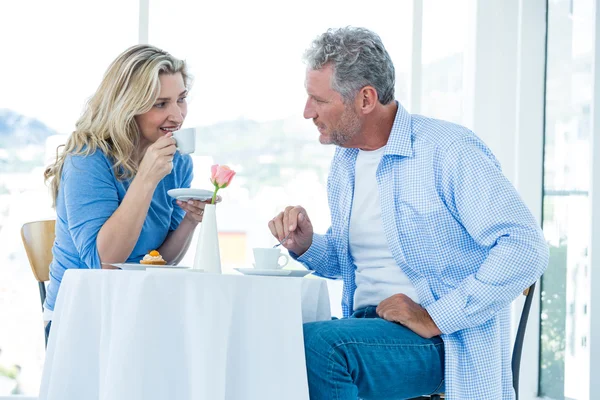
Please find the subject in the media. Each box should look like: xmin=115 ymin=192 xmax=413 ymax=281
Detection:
xmin=350 ymin=146 xmax=419 ymax=310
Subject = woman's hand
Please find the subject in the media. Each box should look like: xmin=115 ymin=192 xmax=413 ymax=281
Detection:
xmin=137 ymin=133 xmax=177 ymax=186
xmin=177 ymin=196 xmax=222 ymax=225
xmin=159 ymin=196 xmax=222 ymax=265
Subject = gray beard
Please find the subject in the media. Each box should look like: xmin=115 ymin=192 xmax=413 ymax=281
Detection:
xmin=330 ymin=129 xmax=356 ymax=146
xmin=330 ymin=109 xmax=361 ymax=146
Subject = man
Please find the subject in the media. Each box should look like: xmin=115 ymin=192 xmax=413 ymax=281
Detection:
xmin=268 ymin=27 xmax=548 ymax=399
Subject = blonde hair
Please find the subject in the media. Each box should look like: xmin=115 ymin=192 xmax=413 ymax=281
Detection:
xmin=44 ymin=44 xmax=190 ymax=206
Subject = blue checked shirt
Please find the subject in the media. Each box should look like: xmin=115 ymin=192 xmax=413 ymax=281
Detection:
xmin=296 ymin=103 xmax=548 ymax=399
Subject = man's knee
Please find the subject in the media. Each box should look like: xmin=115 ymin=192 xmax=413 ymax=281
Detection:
xmin=303 ymin=321 xmax=335 ymax=356
xmin=303 ymin=320 xmax=351 ymax=383
xmin=303 ymin=320 xmax=350 ymax=367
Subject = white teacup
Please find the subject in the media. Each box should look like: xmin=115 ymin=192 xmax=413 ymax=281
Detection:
xmin=173 ymin=128 xmax=196 ymax=154
xmin=253 ymin=248 xmax=289 ymax=270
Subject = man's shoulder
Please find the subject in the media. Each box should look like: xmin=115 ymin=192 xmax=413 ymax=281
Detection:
xmin=410 ymin=115 xmax=500 ymax=170
xmin=411 ymin=115 xmax=475 ymax=150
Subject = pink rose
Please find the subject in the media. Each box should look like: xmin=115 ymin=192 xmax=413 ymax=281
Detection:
xmin=211 ymin=164 xmax=236 ymax=188
xmin=210 ymin=164 xmax=236 ymax=204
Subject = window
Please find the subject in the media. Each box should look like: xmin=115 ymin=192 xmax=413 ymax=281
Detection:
xmin=540 ymin=0 xmax=594 ymax=398
xmin=421 ymin=0 xmax=469 ymax=125
xmin=0 ymin=0 xmax=138 ymax=395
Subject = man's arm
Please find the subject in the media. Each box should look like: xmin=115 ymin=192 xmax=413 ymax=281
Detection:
xmin=293 ymin=229 xmax=342 ymax=279
xmin=425 ymin=136 xmax=548 ymax=335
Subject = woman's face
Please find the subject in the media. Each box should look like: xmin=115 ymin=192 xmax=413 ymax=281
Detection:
xmin=135 ymin=72 xmax=188 ymax=146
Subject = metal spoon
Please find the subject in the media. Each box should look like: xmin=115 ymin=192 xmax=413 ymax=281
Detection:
xmin=273 ymin=231 xmax=292 ymax=248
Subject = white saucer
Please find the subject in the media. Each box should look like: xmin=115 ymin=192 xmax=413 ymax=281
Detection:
xmin=234 ymin=268 xmax=313 ymax=277
xmin=149 ymin=267 xmax=203 ymax=273
xmin=167 ymin=188 xmax=213 ymax=202
xmin=285 ymin=270 xmax=314 ymax=277
xmin=115 ymin=263 xmax=191 ymax=271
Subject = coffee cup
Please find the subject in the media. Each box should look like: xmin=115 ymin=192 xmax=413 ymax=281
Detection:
xmin=253 ymin=248 xmax=289 ymax=270
xmin=173 ymin=128 xmax=196 ymax=154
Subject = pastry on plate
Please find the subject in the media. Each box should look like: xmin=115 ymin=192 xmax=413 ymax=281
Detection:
xmin=140 ymin=250 xmax=167 ymax=265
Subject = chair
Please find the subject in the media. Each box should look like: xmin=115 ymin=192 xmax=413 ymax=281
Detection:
xmin=20 ymin=220 xmax=56 ymax=347
xmin=416 ymin=283 xmax=536 ymax=400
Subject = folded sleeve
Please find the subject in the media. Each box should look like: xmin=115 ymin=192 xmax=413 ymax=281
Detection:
xmin=62 ymin=152 xmax=119 ymax=269
xmin=293 ymin=229 xmax=342 ymax=279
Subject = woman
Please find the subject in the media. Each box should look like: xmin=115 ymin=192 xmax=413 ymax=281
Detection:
xmin=43 ymin=45 xmax=207 ymax=333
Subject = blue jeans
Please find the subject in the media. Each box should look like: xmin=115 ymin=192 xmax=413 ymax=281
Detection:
xmin=303 ymin=306 xmax=444 ymax=400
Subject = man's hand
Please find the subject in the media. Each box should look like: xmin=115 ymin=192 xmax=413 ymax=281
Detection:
xmin=376 ymin=294 xmax=442 ymax=339
xmin=268 ymin=205 xmax=313 ymax=256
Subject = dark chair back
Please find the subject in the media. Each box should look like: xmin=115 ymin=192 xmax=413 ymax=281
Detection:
xmin=511 ymin=283 xmax=536 ymax=400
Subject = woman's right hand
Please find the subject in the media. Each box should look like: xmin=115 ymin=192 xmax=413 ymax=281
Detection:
xmin=268 ymin=205 xmax=313 ymax=256
xmin=137 ymin=133 xmax=177 ymax=185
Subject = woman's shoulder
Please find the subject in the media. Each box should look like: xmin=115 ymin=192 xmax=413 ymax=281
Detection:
xmin=63 ymin=148 xmax=114 ymax=175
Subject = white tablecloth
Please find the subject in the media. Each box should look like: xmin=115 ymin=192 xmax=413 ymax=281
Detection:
xmin=39 ymin=270 xmax=330 ymax=400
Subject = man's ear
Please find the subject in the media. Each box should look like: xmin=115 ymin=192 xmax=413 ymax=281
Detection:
xmin=357 ymin=86 xmax=378 ymax=114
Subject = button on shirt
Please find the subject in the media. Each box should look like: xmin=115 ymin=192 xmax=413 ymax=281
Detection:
xmin=295 ymin=103 xmax=548 ymax=399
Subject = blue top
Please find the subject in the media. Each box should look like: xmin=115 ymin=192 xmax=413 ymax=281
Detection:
xmin=295 ymin=103 xmax=548 ymax=399
xmin=44 ymin=150 xmax=193 ymax=312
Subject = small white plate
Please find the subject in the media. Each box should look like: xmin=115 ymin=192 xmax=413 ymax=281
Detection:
xmin=234 ymin=268 xmax=313 ymax=277
xmin=167 ymin=188 xmax=213 ymax=202
xmin=149 ymin=267 xmax=203 ymax=274
xmin=285 ymin=270 xmax=314 ymax=278
xmin=115 ymin=263 xmax=191 ymax=271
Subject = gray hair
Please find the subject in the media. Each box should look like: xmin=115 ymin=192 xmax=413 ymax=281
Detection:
xmin=303 ymin=27 xmax=395 ymax=105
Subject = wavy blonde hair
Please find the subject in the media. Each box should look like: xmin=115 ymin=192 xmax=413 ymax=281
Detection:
xmin=44 ymin=44 xmax=190 ymax=206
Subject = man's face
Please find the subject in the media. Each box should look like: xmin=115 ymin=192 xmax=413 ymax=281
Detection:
xmin=303 ymin=65 xmax=361 ymax=147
